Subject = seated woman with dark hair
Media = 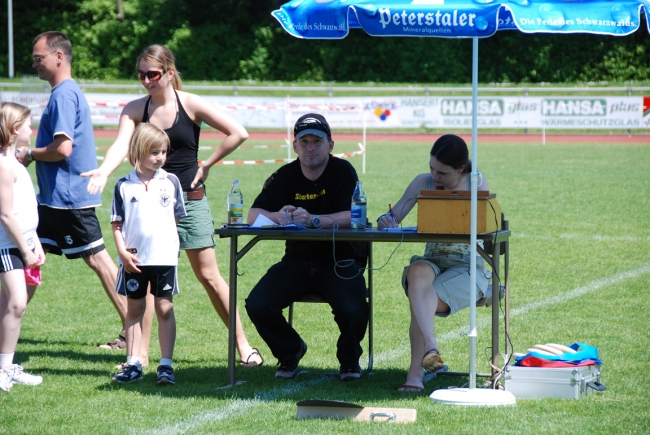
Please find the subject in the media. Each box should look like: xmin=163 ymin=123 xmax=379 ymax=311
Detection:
xmin=377 ymin=134 xmax=491 ymax=393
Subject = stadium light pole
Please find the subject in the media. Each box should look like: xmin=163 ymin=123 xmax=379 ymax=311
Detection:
xmin=7 ymin=0 xmax=14 ymax=78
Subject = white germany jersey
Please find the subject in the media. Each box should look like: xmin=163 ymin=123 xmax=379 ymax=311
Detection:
xmin=111 ymin=169 xmax=187 ymax=266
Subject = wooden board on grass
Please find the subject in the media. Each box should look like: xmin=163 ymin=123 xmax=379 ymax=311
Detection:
xmin=297 ymin=400 xmax=416 ymax=423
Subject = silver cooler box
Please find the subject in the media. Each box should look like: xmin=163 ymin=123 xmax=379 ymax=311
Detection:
xmin=504 ymin=364 xmax=605 ymax=399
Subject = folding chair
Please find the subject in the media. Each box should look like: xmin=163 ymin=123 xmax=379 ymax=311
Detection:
xmin=287 ymin=241 xmax=374 ymax=372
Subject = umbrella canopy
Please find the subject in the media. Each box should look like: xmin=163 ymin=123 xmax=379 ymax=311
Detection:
xmin=272 ymin=0 xmax=649 ymax=403
xmin=273 ymin=1 xmax=649 ymax=39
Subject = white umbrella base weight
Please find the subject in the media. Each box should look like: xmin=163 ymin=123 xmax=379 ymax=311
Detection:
xmin=430 ymin=387 xmax=516 ymax=406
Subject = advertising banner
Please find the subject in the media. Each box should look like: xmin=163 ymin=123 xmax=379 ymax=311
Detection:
xmin=1 ymin=91 xmax=647 ymax=130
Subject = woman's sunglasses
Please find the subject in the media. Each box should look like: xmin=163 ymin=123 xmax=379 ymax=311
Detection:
xmin=136 ymin=70 xmax=165 ymax=81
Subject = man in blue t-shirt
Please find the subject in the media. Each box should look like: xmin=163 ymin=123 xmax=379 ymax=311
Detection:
xmin=16 ymin=31 xmax=128 ymax=351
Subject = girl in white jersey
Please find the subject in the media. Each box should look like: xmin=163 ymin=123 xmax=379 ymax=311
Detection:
xmin=0 ymin=103 xmax=45 ymax=391
xmin=110 ymin=124 xmax=186 ymax=385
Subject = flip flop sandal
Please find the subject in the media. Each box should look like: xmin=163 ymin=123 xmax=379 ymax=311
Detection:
xmin=421 ymin=348 xmax=444 ymax=371
xmin=98 ymin=335 xmax=126 ymax=350
xmin=397 ymin=384 xmax=424 ymax=393
xmin=240 ymin=348 xmax=264 ymax=368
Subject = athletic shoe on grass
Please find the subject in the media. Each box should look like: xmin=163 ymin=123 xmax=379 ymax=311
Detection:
xmin=3 ymin=364 xmax=43 ymax=386
xmin=0 ymin=369 xmax=13 ymax=391
xmin=156 ymin=365 xmax=176 ymax=385
xmin=275 ymin=340 xmax=307 ymax=379
xmin=111 ymin=363 xmax=143 ymax=383
xmin=339 ymin=364 xmax=361 ymax=382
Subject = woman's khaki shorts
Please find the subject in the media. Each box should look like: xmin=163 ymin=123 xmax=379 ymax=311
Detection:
xmin=401 ymin=253 xmax=489 ymax=316
xmin=177 ymin=192 xmax=216 ymax=250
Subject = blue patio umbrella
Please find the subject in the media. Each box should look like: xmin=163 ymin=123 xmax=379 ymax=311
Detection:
xmin=273 ymin=0 xmax=649 ymax=405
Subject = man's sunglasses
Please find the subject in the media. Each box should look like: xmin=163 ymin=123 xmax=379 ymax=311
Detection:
xmin=136 ymin=70 xmax=165 ymax=81
xmin=33 ymin=51 xmax=57 ymax=63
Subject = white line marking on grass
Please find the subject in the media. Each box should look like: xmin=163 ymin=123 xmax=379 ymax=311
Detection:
xmin=137 ymin=399 xmax=261 ymax=435
xmin=371 ymin=264 xmax=650 ymax=365
xmin=138 ymin=265 xmax=650 ymax=433
xmin=508 ymin=264 xmax=650 ymax=317
xmin=516 ymin=233 xmax=650 ymax=242
xmin=137 ymin=377 xmax=328 ymax=435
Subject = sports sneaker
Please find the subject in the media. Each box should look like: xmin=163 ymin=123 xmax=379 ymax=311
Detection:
xmin=3 ymin=364 xmax=43 ymax=386
xmin=156 ymin=365 xmax=176 ymax=385
xmin=0 ymin=369 xmax=13 ymax=391
xmin=275 ymin=340 xmax=307 ymax=379
xmin=339 ymin=364 xmax=361 ymax=382
xmin=111 ymin=363 xmax=143 ymax=383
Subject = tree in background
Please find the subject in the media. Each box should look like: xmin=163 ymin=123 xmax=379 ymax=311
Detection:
xmin=1 ymin=0 xmax=648 ymax=84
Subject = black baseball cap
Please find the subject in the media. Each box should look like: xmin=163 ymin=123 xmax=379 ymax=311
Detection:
xmin=294 ymin=113 xmax=331 ymax=141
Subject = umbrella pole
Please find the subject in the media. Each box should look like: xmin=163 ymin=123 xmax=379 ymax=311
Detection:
xmin=430 ymin=38 xmax=515 ymax=407
xmin=468 ymin=36 xmax=479 ymax=392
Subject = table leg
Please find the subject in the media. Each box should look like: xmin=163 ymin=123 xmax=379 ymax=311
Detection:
xmin=227 ymin=235 xmax=238 ymax=386
xmin=503 ymin=222 xmax=511 ymax=357
xmin=491 ymin=240 xmax=500 ymax=378
xmin=367 ymin=242 xmax=373 ymax=372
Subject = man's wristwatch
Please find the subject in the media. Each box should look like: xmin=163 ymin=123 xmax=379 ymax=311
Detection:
xmin=311 ymin=215 xmax=321 ymax=228
xmin=25 ymin=149 xmax=34 ymax=162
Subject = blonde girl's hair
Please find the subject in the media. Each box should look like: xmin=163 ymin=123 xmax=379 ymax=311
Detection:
xmin=136 ymin=44 xmax=183 ymax=90
xmin=128 ymin=123 xmax=170 ymax=172
xmin=0 ymin=102 xmax=31 ymax=150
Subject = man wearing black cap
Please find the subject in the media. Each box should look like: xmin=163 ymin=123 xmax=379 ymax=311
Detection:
xmin=245 ymin=113 xmax=368 ymax=381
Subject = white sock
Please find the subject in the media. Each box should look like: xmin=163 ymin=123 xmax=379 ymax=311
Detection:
xmin=126 ymin=356 xmax=141 ymax=367
xmin=159 ymin=358 xmax=173 ymax=368
xmin=0 ymin=353 xmax=14 ymax=368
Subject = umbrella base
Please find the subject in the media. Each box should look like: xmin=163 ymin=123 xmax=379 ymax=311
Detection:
xmin=430 ymin=387 xmax=516 ymax=406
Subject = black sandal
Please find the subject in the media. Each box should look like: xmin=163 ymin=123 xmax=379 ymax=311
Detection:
xmin=240 ymin=348 xmax=264 ymax=367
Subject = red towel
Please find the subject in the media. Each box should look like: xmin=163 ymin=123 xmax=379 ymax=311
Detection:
xmin=517 ymin=356 xmax=596 ymax=368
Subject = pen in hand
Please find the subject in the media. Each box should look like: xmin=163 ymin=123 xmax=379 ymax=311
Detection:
xmin=388 ymin=204 xmax=397 ymax=223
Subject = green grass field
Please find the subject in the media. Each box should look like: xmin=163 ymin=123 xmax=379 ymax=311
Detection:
xmin=1 ymin=135 xmax=649 ymax=434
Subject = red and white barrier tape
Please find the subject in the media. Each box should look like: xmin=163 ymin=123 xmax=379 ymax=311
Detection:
xmin=97 ymin=143 xmax=364 ymax=165
xmin=210 ymin=143 xmax=365 ymax=165
xmin=287 ymin=103 xmax=362 ymax=111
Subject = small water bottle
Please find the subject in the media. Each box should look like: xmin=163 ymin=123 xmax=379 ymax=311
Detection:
xmin=351 ymin=180 xmax=367 ymax=229
xmin=227 ymin=179 xmax=243 ymax=224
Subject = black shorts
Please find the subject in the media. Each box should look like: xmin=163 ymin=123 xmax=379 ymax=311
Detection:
xmin=0 ymin=248 xmax=25 ymax=272
xmin=116 ymin=265 xmax=179 ymax=299
xmin=37 ymin=205 xmax=106 ymax=259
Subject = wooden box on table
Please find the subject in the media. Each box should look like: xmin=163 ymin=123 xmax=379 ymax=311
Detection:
xmin=417 ymin=190 xmax=501 ymax=234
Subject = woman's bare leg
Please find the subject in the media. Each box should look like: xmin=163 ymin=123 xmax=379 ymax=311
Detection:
xmin=400 ymin=262 xmax=448 ymax=389
xmin=185 ymin=247 xmax=261 ymax=364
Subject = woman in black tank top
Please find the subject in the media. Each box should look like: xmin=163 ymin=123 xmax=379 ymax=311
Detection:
xmin=83 ymin=45 xmax=264 ymax=368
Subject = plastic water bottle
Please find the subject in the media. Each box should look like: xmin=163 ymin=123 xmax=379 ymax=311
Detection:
xmin=227 ymin=179 xmax=243 ymax=224
xmin=351 ymin=180 xmax=367 ymax=229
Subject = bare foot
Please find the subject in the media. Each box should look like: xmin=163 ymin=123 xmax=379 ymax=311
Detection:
xmin=397 ymin=384 xmax=424 ymax=393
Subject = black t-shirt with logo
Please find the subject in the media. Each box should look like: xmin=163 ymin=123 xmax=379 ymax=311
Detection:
xmin=251 ymin=156 xmax=362 ymax=262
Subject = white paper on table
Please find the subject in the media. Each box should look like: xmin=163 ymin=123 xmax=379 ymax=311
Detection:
xmin=251 ymin=214 xmax=301 ymax=229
